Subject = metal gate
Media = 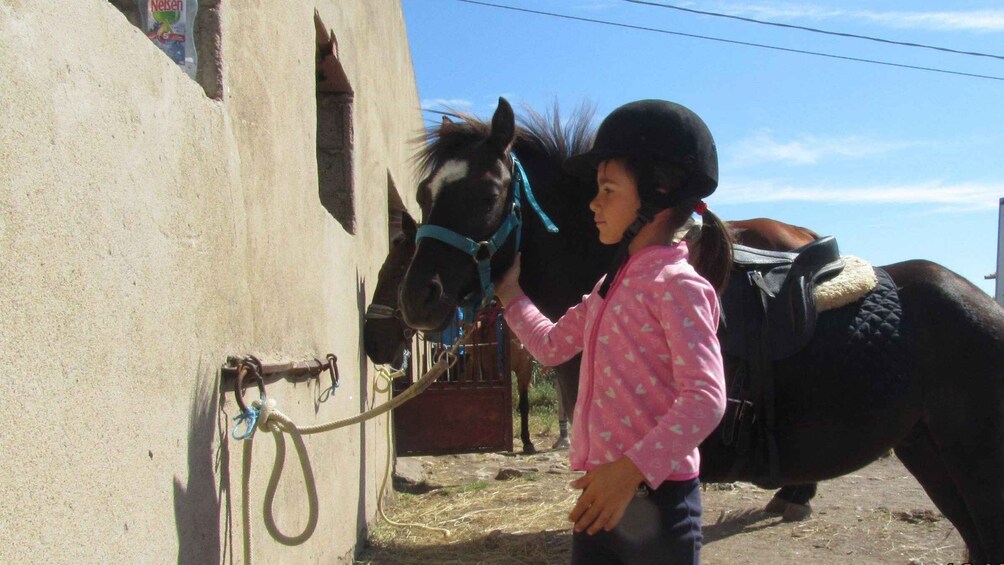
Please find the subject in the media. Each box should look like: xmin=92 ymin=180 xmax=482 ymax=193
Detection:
xmin=392 ymin=307 xmax=513 ymax=456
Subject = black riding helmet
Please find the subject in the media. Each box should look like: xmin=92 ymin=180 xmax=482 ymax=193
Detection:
xmin=565 ymin=99 xmax=718 ymax=208
xmin=564 ymin=99 xmax=719 ymax=296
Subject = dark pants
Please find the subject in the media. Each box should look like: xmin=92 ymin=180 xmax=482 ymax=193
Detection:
xmin=571 ymin=478 xmax=702 ymax=565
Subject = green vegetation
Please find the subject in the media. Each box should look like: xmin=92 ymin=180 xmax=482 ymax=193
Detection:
xmin=512 ymin=362 xmax=560 ymax=438
xmin=447 ymin=480 xmax=489 ymax=494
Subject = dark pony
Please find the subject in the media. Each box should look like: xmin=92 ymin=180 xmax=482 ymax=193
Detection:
xmin=363 ymin=212 xmax=418 ymax=369
xmin=401 ymin=98 xmax=609 ymax=459
xmin=399 ymin=98 xmax=1004 ymax=562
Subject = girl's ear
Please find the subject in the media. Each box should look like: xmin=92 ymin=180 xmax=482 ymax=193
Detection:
xmin=653 ymin=207 xmax=676 ymax=223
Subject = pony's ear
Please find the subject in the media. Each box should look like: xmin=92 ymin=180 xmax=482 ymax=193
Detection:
xmin=441 ymin=115 xmax=453 ymax=125
xmin=401 ymin=212 xmax=417 ymax=240
xmin=488 ymin=97 xmax=516 ymax=155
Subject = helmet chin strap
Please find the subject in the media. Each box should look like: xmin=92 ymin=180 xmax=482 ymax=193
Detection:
xmin=598 ymin=203 xmax=659 ymax=298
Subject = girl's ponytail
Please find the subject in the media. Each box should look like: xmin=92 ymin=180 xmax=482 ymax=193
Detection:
xmin=689 ymin=208 xmax=733 ymax=294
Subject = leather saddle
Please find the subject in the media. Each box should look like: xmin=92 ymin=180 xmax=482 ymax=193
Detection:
xmin=717 ymin=236 xmax=845 ymax=476
xmin=719 ymin=236 xmax=845 ymax=361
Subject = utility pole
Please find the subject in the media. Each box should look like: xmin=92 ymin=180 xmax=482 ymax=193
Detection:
xmin=997 ymin=198 xmax=1004 ymax=307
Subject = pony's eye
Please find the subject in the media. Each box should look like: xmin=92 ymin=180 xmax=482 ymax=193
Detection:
xmin=475 ymin=187 xmax=501 ymax=208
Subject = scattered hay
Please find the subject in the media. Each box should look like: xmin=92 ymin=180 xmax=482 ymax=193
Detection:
xmin=358 ymin=425 xmax=965 ymax=564
xmin=357 ymin=456 xmax=576 ymax=565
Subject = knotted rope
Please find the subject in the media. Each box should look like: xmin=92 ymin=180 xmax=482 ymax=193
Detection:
xmin=238 ymin=338 xmax=463 ymax=564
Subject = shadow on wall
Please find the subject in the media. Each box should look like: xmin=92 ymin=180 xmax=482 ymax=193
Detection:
xmin=173 ymin=361 xmax=226 ymax=564
xmin=356 ymin=273 xmax=371 ymax=544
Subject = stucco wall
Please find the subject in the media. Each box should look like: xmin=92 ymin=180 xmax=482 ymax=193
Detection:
xmin=0 ymin=0 xmax=423 ymax=562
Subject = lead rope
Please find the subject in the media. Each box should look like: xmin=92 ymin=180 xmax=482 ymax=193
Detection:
xmin=239 ymin=338 xmax=466 ymax=565
xmin=371 ymin=350 xmax=451 ymax=536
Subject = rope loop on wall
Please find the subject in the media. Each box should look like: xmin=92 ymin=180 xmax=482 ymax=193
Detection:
xmin=237 ymin=335 xmax=469 ymax=565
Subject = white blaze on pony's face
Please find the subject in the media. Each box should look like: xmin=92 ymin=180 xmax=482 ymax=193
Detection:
xmin=426 ymin=159 xmax=469 ymax=207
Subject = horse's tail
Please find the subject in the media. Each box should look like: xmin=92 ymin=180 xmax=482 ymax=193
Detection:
xmin=692 ymin=209 xmax=733 ymax=295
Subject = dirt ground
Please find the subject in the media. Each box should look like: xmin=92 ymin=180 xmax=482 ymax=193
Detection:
xmin=356 ymin=429 xmax=966 ymax=565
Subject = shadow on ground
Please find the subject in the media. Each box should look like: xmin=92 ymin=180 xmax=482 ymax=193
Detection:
xmin=702 ymin=508 xmax=787 ymax=544
xmin=357 ymin=528 xmax=570 ymax=564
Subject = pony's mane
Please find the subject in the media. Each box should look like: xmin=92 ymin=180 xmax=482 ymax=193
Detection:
xmin=416 ymin=102 xmax=597 ymax=175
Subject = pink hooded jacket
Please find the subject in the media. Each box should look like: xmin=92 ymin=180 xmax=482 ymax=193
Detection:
xmin=504 ymin=242 xmax=726 ymax=487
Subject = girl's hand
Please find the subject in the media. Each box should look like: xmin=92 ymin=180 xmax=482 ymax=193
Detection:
xmin=495 ymin=253 xmax=523 ymax=306
xmin=568 ymin=457 xmax=645 ymax=534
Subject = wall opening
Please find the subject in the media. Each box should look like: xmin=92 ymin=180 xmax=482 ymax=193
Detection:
xmin=108 ymin=0 xmax=223 ymax=99
xmin=315 ymin=12 xmax=356 ymax=235
xmin=387 ymin=173 xmax=408 ymax=245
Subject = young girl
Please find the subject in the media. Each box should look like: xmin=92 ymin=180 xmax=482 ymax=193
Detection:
xmin=495 ymin=99 xmax=731 ymax=565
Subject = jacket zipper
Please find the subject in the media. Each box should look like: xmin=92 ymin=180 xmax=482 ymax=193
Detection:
xmin=579 ymin=251 xmax=645 ymax=463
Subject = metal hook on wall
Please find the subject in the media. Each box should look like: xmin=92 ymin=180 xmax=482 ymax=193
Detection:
xmin=221 ymin=353 xmax=340 ymax=409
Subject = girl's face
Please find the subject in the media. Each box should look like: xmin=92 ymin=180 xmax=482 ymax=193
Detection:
xmin=590 ymin=159 xmax=641 ymax=245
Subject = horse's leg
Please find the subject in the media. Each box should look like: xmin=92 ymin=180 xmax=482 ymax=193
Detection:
xmin=889 ymin=261 xmax=1004 ymax=562
xmin=552 ymin=358 xmax=579 ymax=449
xmin=552 ymin=386 xmax=570 ymax=449
xmin=923 ymin=395 xmax=1004 ymax=563
xmin=894 ymin=423 xmax=981 ymax=561
xmin=554 ymin=357 xmax=579 ymax=418
xmin=764 ymin=484 xmax=816 ymax=521
xmin=510 ymin=345 xmax=536 ymax=454
xmin=517 ymin=386 xmax=534 ymax=454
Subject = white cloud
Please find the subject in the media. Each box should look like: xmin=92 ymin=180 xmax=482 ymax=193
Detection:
xmin=716 ymin=178 xmax=1003 ymax=211
xmin=728 ymin=129 xmax=921 ymax=166
xmin=421 ymin=98 xmax=473 ymax=111
xmin=857 ymin=10 xmax=1004 ymax=33
xmin=712 ymin=2 xmax=1004 ymax=32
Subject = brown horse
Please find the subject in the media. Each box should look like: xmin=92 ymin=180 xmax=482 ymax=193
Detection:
xmin=724 ymin=219 xmax=818 ymax=252
xmin=397 ymin=98 xmax=1004 ymax=562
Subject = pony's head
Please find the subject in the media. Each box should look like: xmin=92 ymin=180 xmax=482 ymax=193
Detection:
xmin=399 ymin=98 xmax=525 ymax=331
xmin=363 ymin=213 xmax=418 ymax=366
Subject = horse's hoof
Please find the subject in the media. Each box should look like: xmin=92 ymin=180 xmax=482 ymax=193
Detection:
xmin=551 ymin=437 xmax=570 ymax=450
xmin=782 ymin=502 xmax=812 ymax=522
xmin=521 ymin=443 xmax=537 ymax=455
xmin=763 ymin=495 xmax=788 ymax=515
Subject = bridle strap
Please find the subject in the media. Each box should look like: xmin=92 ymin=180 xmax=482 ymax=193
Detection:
xmin=364 ymin=303 xmax=416 ymax=341
xmin=513 ymin=156 xmax=558 ymax=234
xmin=365 ymin=304 xmax=399 ymax=320
xmin=414 ymin=153 xmax=557 ymax=311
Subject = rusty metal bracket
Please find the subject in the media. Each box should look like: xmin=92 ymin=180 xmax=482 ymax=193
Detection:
xmin=233 ymin=358 xmax=266 ymax=414
xmin=221 ymin=354 xmax=339 ymax=395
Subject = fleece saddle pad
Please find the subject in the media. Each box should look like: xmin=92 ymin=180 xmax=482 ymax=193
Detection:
xmin=814 ymin=256 xmax=877 ymax=313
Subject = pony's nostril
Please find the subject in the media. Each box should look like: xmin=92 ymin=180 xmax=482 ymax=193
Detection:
xmin=422 ymin=277 xmax=444 ymax=306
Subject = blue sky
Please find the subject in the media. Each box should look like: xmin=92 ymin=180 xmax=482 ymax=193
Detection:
xmin=401 ymin=0 xmax=1004 ymax=296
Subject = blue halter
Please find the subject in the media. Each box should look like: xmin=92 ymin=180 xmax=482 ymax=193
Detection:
xmin=415 ymin=154 xmax=558 ymax=318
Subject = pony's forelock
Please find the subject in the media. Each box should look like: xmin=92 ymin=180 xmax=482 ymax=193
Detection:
xmin=416 ymin=102 xmax=598 ymax=179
